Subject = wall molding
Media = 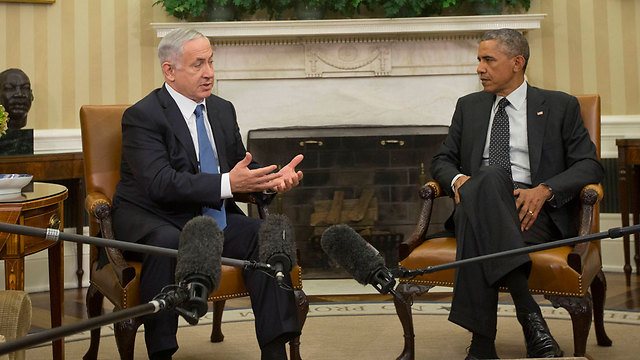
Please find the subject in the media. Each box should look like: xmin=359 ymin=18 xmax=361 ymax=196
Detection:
xmin=601 ymin=115 xmax=640 ymax=158
xmin=33 ymin=128 xmax=82 ymax=154
xmin=151 ymin=14 xmax=546 ymax=42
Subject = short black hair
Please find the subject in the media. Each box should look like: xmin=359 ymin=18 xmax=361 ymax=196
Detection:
xmin=481 ymin=28 xmax=530 ymax=71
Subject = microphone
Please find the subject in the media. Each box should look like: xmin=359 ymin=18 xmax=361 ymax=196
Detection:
xmin=258 ymin=214 xmax=297 ymax=287
xmin=320 ymin=225 xmax=397 ymax=296
xmin=174 ymin=216 xmax=223 ymax=325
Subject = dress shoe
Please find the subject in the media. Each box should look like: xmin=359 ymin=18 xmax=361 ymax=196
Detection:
xmin=517 ymin=312 xmax=564 ymax=358
xmin=149 ymin=348 xmax=176 ymax=360
xmin=465 ymin=354 xmax=500 ymax=359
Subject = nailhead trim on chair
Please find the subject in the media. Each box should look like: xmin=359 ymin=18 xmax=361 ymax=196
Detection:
xmin=90 ymin=280 xmax=127 ymax=310
xmin=207 ymin=267 xmax=304 ymax=302
xmin=209 ymin=292 xmax=251 ymax=301
xmin=90 ymin=199 xmax=111 ymax=212
xmin=399 ymin=279 xmax=454 ymax=287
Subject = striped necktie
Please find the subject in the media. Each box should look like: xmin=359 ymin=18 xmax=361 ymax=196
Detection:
xmin=195 ymin=104 xmax=227 ymax=230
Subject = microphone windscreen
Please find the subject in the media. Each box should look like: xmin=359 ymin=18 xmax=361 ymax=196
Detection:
xmin=258 ymin=214 xmax=297 ymax=270
xmin=320 ymin=224 xmax=385 ymax=285
xmin=175 ymin=216 xmax=223 ymax=292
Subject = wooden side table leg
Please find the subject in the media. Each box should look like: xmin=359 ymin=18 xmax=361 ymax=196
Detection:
xmin=48 ymin=241 xmax=65 ymax=360
xmin=632 ymin=164 xmax=640 ymax=275
xmin=74 ymin=178 xmax=84 ymax=288
xmin=618 ymin=151 xmax=632 ymax=286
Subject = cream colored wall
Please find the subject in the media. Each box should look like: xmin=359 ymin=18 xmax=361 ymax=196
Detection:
xmin=0 ymin=0 xmax=638 ymax=130
xmin=527 ymin=0 xmax=639 ymax=115
xmin=0 ymin=0 xmax=170 ymax=130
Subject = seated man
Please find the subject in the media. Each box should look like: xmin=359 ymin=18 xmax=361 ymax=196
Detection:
xmin=430 ymin=28 xmax=604 ymax=359
xmin=112 ymin=28 xmax=304 ymax=360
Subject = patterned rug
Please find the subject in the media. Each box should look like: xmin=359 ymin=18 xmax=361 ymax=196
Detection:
xmin=24 ymin=302 xmax=640 ymax=359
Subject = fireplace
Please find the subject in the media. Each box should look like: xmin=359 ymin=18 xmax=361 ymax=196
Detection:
xmin=248 ymin=125 xmax=454 ymax=278
xmin=153 ymin=15 xmax=543 ymax=277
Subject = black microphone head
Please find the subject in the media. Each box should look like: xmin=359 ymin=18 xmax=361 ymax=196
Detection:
xmin=258 ymin=214 xmax=297 ymax=271
xmin=175 ymin=216 xmax=223 ymax=293
xmin=320 ymin=224 xmax=385 ymax=285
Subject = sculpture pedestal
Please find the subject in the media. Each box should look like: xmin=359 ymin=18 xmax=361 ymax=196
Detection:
xmin=0 ymin=129 xmax=33 ymax=156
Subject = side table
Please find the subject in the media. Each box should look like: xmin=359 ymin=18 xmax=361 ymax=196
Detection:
xmin=0 ymin=182 xmax=67 ymax=360
xmin=0 ymin=152 xmax=84 ymax=288
xmin=616 ymin=138 xmax=640 ymax=286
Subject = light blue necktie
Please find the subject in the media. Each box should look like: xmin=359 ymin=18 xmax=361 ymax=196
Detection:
xmin=195 ymin=104 xmax=227 ymax=230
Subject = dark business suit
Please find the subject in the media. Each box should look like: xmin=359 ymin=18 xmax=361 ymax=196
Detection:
xmin=430 ymin=84 xmax=603 ymax=337
xmin=112 ymin=86 xmax=300 ymax=356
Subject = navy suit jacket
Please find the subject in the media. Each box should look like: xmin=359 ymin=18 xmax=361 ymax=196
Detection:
xmin=431 ymin=84 xmax=604 ymax=238
xmin=112 ymin=86 xmax=258 ymax=243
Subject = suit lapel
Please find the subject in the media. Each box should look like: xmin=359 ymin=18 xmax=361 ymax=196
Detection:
xmin=158 ymin=86 xmax=198 ymax=169
xmin=205 ymin=97 xmax=229 ymax=173
xmin=527 ymin=85 xmax=548 ymax=180
xmin=470 ymin=92 xmax=495 ymax=173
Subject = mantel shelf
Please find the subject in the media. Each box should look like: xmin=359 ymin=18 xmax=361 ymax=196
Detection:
xmin=151 ymin=14 xmax=545 ymax=40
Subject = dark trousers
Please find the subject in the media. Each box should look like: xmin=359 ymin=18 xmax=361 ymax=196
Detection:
xmin=448 ymin=166 xmax=560 ymax=338
xmin=134 ymin=212 xmax=300 ymax=357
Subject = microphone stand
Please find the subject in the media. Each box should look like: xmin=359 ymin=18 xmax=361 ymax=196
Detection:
xmin=0 ymin=222 xmax=271 ymax=272
xmin=0 ymin=287 xmax=188 ymax=356
xmin=392 ymin=224 xmax=640 ymax=278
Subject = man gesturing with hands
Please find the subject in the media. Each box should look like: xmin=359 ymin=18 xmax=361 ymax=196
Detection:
xmin=112 ymin=28 xmax=302 ymax=360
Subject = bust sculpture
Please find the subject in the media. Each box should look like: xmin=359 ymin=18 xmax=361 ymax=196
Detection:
xmin=0 ymin=68 xmax=34 ymax=130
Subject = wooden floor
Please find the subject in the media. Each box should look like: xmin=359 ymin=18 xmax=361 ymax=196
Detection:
xmin=27 ymin=271 xmax=640 ymax=332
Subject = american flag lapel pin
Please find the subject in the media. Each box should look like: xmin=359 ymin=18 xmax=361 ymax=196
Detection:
xmin=537 ymin=111 xmax=544 ymax=116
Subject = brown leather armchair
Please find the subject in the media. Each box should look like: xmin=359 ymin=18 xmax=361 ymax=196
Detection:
xmin=393 ymin=95 xmax=611 ymax=359
xmin=79 ymin=105 xmax=308 ymax=360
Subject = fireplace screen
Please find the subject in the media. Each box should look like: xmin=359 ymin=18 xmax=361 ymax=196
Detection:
xmin=247 ymin=125 xmax=453 ymax=279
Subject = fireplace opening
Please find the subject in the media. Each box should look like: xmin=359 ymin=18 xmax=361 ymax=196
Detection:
xmin=248 ymin=125 xmax=454 ymax=279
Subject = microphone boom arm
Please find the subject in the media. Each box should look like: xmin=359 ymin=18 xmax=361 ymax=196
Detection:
xmin=392 ymin=224 xmax=640 ymax=278
xmin=0 ymin=300 xmax=177 ymax=355
xmin=0 ymin=222 xmax=269 ymax=270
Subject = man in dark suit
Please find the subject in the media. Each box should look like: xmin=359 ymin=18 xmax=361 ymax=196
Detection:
xmin=431 ymin=29 xmax=603 ymax=359
xmin=112 ymin=28 xmax=303 ymax=360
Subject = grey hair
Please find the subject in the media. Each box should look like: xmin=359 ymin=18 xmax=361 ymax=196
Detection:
xmin=481 ymin=28 xmax=530 ymax=71
xmin=158 ymin=28 xmax=206 ymax=68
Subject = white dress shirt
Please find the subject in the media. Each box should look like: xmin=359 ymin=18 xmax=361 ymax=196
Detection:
xmin=451 ymin=80 xmax=531 ymax=191
xmin=482 ymin=80 xmax=531 ymax=185
xmin=165 ymin=83 xmax=233 ymax=199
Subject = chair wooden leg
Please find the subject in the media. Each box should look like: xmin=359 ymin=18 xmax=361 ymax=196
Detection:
xmin=113 ymin=317 xmax=141 ymax=360
xmin=210 ymin=300 xmax=226 ymax=343
xmin=591 ymin=270 xmax=612 ymax=346
xmin=394 ymin=283 xmax=434 ymax=360
xmin=546 ymin=294 xmax=592 ymax=357
xmin=289 ymin=289 xmax=309 ymax=360
xmin=82 ymin=284 xmax=104 ymax=360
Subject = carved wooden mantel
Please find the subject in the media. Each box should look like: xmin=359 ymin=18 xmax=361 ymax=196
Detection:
xmin=151 ymin=15 xmax=545 ymax=40
xmin=150 ymin=15 xmax=545 ymax=132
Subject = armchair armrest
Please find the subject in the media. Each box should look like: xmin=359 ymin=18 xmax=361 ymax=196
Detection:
xmin=233 ymin=191 xmax=276 ymax=219
xmin=567 ymin=183 xmax=604 ymax=273
xmin=399 ymin=181 xmax=444 ymax=260
xmin=85 ymin=191 xmax=136 ymax=287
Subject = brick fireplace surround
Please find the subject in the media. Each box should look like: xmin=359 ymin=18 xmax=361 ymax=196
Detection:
xmin=153 ymin=15 xmax=545 ymax=277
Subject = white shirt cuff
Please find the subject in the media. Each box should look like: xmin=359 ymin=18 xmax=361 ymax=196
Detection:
xmin=221 ymin=173 xmax=233 ymax=199
xmin=451 ymin=173 xmax=465 ymax=193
